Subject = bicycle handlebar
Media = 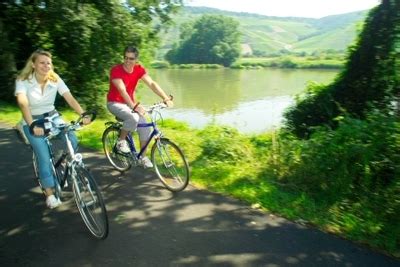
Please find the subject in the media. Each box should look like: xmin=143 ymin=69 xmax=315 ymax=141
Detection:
xmin=29 ymin=110 xmax=96 ymax=136
xmin=131 ymin=95 xmax=174 ymax=114
xmin=75 ymin=110 xmax=97 ymax=125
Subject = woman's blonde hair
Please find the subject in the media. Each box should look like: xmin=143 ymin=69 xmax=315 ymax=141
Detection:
xmin=16 ymin=49 xmax=59 ymax=82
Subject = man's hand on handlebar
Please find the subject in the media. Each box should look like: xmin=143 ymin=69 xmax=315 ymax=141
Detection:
xmin=164 ymin=99 xmax=174 ymax=108
xmin=134 ymin=104 xmax=146 ymax=116
xmin=163 ymin=94 xmax=174 ymax=108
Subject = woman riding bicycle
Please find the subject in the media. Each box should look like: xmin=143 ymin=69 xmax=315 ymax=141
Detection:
xmin=106 ymin=45 xmax=173 ymax=168
xmin=15 ymin=49 xmax=91 ymax=209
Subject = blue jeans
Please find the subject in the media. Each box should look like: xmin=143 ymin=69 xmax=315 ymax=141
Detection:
xmin=23 ymin=116 xmax=78 ymax=189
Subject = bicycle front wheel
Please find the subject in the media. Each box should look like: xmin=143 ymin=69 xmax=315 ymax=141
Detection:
xmin=72 ymin=165 xmax=109 ymax=239
xmin=151 ymin=138 xmax=190 ymax=192
xmin=102 ymin=126 xmax=131 ymax=172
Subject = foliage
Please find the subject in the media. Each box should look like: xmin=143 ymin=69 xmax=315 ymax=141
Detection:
xmin=232 ymin=55 xmax=344 ymax=69
xmin=165 ymin=14 xmax=241 ymax=66
xmin=157 ymin=7 xmax=369 ymax=59
xmin=284 ymin=0 xmax=400 ymax=137
xmin=0 ymin=0 xmax=183 ymax=109
xmin=197 ymin=125 xmax=253 ymax=164
xmin=266 ymin=110 xmax=400 ymax=253
xmin=1 ymin=102 xmax=399 ymax=256
xmin=168 ymin=64 xmax=223 ymax=69
xmin=150 ymin=60 xmax=171 ymax=69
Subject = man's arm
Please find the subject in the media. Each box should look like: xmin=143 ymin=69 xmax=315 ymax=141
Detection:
xmin=141 ymin=74 xmax=173 ymax=107
xmin=112 ymin=78 xmax=138 ymax=109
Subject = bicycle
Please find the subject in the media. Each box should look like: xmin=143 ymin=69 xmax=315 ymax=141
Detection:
xmin=102 ymin=100 xmax=190 ymax=192
xmin=31 ymin=111 xmax=109 ymax=239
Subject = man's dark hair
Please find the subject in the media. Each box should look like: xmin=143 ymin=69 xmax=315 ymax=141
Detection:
xmin=124 ymin=46 xmax=139 ymax=57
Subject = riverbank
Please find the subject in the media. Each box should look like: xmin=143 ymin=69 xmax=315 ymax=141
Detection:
xmin=1 ymin=101 xmax=398 ymax=258
xmin=150 ymin=55 xmax=345 ymax=70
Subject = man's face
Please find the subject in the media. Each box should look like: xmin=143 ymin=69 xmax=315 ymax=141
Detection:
xmin=123 ymin=52 xmax=137 ymax=69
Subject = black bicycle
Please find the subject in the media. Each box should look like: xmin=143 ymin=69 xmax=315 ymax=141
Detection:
xmin=102 ymin=100 xmax=190 ymax=192
xmin=31 ymin=111 xmax=109 ymax=239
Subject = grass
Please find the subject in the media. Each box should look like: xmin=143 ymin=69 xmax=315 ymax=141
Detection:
xmin=1 ymin=101 xmax=398 ymax=258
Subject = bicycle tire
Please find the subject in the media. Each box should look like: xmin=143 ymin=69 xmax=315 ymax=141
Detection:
xmin=151 ymin=138 xmax=190 ymax=192
xmin=72 ymin=165 xmax=109 ymax=239
xmin=102 ymin=126 xmax=131 ymax=172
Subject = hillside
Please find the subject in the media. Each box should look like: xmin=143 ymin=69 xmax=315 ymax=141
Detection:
xmin=156 ymin=6 xmax=370 ymax=59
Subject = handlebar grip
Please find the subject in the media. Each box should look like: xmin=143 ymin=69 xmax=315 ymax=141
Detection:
xmin=29 ymin=119 xmax=47 ymax=135
xmin=80 ymin=110 xmax=97 ymax=122
xmin=163 ymin=94 xmax=173 ymax=103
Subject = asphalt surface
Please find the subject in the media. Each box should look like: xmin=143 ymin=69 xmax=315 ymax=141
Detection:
xmin=0 ymin=122 xmax=399 ymax=267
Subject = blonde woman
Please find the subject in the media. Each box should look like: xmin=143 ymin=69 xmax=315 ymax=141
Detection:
xmin=15 ymin=49 xmax=90 ymax=209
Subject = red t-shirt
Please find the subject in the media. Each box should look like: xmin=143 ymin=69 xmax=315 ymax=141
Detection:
xmin=107 ymin=64 xmax=146 ymax=103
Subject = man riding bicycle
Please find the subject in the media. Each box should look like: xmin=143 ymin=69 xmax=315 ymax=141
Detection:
xmin=106 ymin=45 xmax=173 ymax=168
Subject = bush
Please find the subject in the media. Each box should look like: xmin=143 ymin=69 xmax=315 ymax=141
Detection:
xmin=197 ymin=125 xmax=253 ymax=164
xmin=150 ymin=60 xmax=170 ymax=69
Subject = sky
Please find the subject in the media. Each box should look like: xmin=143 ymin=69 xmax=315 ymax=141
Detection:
xmin=184 ymin=0 xmax=381 ymax=18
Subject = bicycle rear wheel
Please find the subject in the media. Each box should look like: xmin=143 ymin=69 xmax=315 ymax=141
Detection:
xmin=151 ymin=138 xmax=190 ymax=192
xmin=102 ymin=126 xmax=131 ymax=172
xmin=32 ymin=150 xmax=62 ymax=197
xmin=72 ymin=165 xmax=109 ymax=239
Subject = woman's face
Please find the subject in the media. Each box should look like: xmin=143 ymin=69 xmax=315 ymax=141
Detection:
xmin=33 ymin=54 xmax=52 ymax=77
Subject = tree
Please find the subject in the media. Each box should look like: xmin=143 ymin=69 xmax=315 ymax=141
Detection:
xmin=166 ymin=14 xmax=241 ymax=67
xmin=284 ymin=0 xmax=400 ymax=138
xmin=0 ymin=0 xmax=183 ymax=110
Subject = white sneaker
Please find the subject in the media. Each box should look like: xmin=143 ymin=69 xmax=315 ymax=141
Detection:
xmin=116 ymin=140 xmax=130 ymax=153
xmin=139 ymin=156 xmax=153 ymax=168
xmin=46 ymin=195 xmax=62 ymax=209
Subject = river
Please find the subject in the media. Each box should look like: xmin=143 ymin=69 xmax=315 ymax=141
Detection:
xmin=134 ymin=68 xmax=339 ymax=134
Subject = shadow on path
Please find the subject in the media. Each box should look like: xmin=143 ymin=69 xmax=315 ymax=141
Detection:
xmin=0 ymin=123 xmax=398 ymax=266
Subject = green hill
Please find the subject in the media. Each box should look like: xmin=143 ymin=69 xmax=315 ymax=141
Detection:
xmin=156 ymin=6 xmax=370 ymax=59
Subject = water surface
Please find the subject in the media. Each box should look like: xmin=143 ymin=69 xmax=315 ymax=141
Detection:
xmin=135 ymin=68 xmax=339 ymax=133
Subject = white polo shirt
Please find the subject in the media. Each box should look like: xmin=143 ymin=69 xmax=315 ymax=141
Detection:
xmin=15 ymin=74 xmax=70 ymax=116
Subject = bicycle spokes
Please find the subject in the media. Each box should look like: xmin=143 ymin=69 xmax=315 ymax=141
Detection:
xmin=151 ymin=139 xmax=189 ymax=192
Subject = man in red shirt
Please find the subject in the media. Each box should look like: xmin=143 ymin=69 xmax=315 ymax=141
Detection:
xmin=107 ymin=46 xmax=173 ymax=168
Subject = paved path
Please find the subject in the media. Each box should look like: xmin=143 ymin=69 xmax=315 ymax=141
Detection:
xmin=0 ymin=123 xmax=399 ymax=267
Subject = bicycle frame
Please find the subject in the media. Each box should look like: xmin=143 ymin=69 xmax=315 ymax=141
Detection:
xmin=103 ymin=101 xmax=190 ymax=192
xmin=31 ymin=112 xmax=87 ymax=190
xmin=42 ymin=125 xmax=83 ymax=188
xmin=126 ymin=121 xmax=161 ymax=160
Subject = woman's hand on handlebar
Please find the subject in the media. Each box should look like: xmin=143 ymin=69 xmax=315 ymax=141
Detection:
xmin=81 ymin=116 xmax=92 ymax=125
xmin=80 ymin=110 xmax=96 ymax=125
xmin=32 ymin=125 xmax=45 ymax=136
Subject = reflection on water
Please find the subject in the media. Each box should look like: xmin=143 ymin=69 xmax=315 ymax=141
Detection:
xmin=134 ymin=68 xmax=339 ymax=133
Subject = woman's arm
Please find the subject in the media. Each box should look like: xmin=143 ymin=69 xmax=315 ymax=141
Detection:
xmin=62 ymin=92 xmax=84 ymax=115
xmin=16 ymin=93 xmax=34 ymax=126
xmin=62 ymin=92 xmax=92 ymax=124
xmin=16 ymin=93 xmax=44 ymax=135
